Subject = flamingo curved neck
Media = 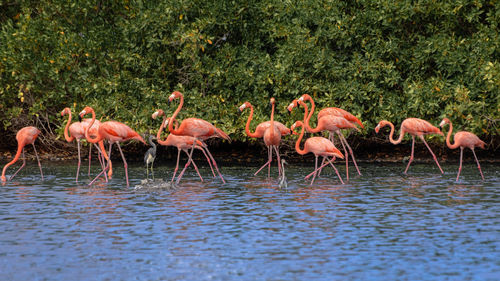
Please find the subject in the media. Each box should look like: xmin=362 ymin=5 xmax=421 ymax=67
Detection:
xmin=244 ymin=104 xmax=260 ymax=138
xmin=294 ymin=123 xmax=307 ymax=155
xmin=1 ymin=142 xmax=24 ymax=181
xmin=387 ymin=122 xmax=404 ymax=144
xmin=168 ymin=94 xmax=184 ymax=135
xmin=63 ymin=111 xmax=75 ymax=142
xmin=303 ymin=95 xmax=315 ymax=123
xmin=84 ymin=110 xmax=102 ymax=144
xmin=269 ymin=102 xmax=275 ymax=139
xmin=303 ymin=101 xmax=323 ymax=134
xmin=444 ymin=121 xmax=459 ymax=149
xmin=157 ymin=114 xmax=170 ymax=146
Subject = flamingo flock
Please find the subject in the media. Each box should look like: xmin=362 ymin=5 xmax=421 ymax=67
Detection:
xmin=1 ymin=92 xmax=488 ymax=185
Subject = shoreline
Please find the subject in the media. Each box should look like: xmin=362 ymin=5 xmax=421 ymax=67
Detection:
xmin=1 ymin=140 xmax=498 ymax=165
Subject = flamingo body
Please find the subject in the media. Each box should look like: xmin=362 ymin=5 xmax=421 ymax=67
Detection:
xmin=318 ymin=107 xmax=364 ymax=128
xmin=80 ymin=106 xmax=145 ymax=187
xmin=440 ymin=118 xmax=485 ymax=181
xmin=239 ymin=101 xmax=290 ymax=137
xmin=153 ymin=110 xmax=216 ymax=183
xmin=98 ymin=121 xmax=145 ymax=143
xmin=375 ymin=118 xmax=444 ymax=174
xmin=290 ymin=96 xmax=362 ymax=180
xmin=168 ymin=91 xmax=229 ymax=183
xmin=243 ymin=98 xmax=283 ymax=177
xmin=291 ymin=120 xmax=344 ymax=185
xmin=61 ymin=107 xmax=104 ymax=182
xmin=1 ymin=126 xmax=43 ymax=182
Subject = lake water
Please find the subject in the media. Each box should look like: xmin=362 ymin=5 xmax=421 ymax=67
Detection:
xmin=0 ymin=161 xmax=499 ymax=280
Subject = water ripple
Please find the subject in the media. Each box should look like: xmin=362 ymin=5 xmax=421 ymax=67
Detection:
xmin=0 ymin=162 xmax=498 ymax=280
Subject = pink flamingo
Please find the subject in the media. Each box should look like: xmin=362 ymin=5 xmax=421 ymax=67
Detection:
xmin=288 ymin=98 xmax=361 ymax=181
xmin=440 ymin=118 xmax=485 ymax=181
xmin=291 ymin=94 xmax=363 ymax=178
xmin=61 ymin=107 xmax=107 ymax=182
xmin=375 ymin=118 xmax=444 ymax=174
xmin=291 ymin=119 xmax=344 ymax=185
xmin=252 ymin=98 xmax=283 ymax=177
xmin=152 ymin=109 xmax=216 ymax=182
xmin=168 ymin=91 xmax=231 ymax=184
xmin=238 ymin=101 xmax=291 ymax=138
xmin=79 ymin=106 xmax=146 ymax=187
xmin=1 ymin=126 xmax=43 ymax=182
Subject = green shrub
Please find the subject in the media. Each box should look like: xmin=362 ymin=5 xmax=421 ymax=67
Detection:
xmin=0 ymin=0 xmax=498 ymax=147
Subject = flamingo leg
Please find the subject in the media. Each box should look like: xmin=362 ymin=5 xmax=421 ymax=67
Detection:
xmin=326 ymin=157 xmax=344 ymax=184
xmin=268 ymin=145 xmax=272 ymax=177
xmin=88 ymin=142 xmax=113 ymax=186
xmin=10 ymin=149 xmax=26 ymax=181
xmin=317 ymin=157 xmax=326 ymax=178
xmin=254 ymin=146 xmax=272 ymax=176
xmin=336 ymin=132 xmax=349 ymax=181
xmin=203 ymin=146 xmax=226 ymax=183
xmin=76 ymin=139 xmax=81 ymax=182
xmin=88 ymin=142 xmax=92 ymax=176
xmin=456 ymin=147 xmax=464 ymax=181
xmin=273 ymin=145 xmax=282 ymax=177
xmin=404 ymin=136 xmax=415 ymax=174
xmin=92 ymin=143 xmax=107 ymax=182
xmin=171 ymin=149 xmax=181 ymax=183
xmin=310 ymin=156 xmax=320 ymax=185
xmin=339 ymin=131 xmax=361 ymax=176
xmin=200 ymin=147 xmax=216 ymax=178
xmin=32 ymin=143 xmax=43 ymax=180
xmin=471 ymin=148 xmax=484 ymax=180
xmin=305 ymin=158 xmax=329 ymax=180
xmin=180 ymin=149 xmax=204 ymax=182
xmin=176 ymin=142 xmax=200 ymax=184
xmin=419 ymin=135 xmax=443 ymax=174
xmin=115 ymin=142 xmax=129 ymax=187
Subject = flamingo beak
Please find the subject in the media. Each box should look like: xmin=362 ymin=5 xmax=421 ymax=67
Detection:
xmin=78 ymin=110 xmax=86 ymax=122
xmin=439 ymin=120 xmax=445 ymax=127
xmin=152 ymin=111 xmax=158 ymax=119
xmin=374 ymin=124 xmax=380 ymax=133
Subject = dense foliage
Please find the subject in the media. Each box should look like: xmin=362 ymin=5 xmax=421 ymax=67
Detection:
xmin=1 ymin=0 xmax=498 ymax=148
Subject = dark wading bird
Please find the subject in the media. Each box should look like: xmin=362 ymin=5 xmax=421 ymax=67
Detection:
xmin=144 ymin=135 xmax=157 ymax=180
xmin=279 ymin=159 xmax=288 ymax=189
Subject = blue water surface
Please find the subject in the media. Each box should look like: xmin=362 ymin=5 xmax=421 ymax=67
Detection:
xmin=0 ymin=161 xmax=499 ymax=280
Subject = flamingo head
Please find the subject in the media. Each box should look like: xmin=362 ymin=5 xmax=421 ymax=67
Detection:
xmin=439 ymin=118 xmax=450 ymax=128
xmin=163 ymin=117 xmax=171 ymax=127
xmin=290 ymin=120 xmax=303 ymax=135
xmin=238 ymin=102 xmax=251 ymax=114
xmin=287 ymin=100 xmax=298 ymax=113
xmin=152 ymin=109 xmax=164 ymax=119
xmin=78 ymin=106 xmax=94 ymax=122
xmin=299 ymin=94 xmax=311 ymax=102
xmin=60 ymin=107 xmax=71 ymax=117
xmin=168 ymin=91 xmax=182 ymax=103
xmin=374 ymin=120 xmax=390 ymax=133
xmin=269 ymin=97 xmax=276 ymax=107
xmin=331 ymin=147 xmax=345 ymax=159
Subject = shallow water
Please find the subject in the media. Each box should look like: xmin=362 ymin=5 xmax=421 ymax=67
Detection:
xmin=0 ymin=161 xmax=499 ymax=280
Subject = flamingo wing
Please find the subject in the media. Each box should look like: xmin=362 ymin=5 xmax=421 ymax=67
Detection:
xmin=404 ymin=118 xmax=441 ymax=136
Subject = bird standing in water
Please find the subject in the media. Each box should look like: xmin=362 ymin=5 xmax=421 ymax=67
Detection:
xmin=79 ymin=106 xmax=146 ymax=187
xmin=1 ymin=126 xmax=43 ymax=182
xmin=440 ymin=118 xmax=485 ymax=181
xmin=279 ymin=159 xmax=288 ymax=189
xmin=144 ymin=135 xmax=157 ymax=180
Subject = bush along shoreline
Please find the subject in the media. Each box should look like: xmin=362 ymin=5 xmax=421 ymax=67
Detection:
xmin=0 ymin=1 xmax=498 ymax=157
